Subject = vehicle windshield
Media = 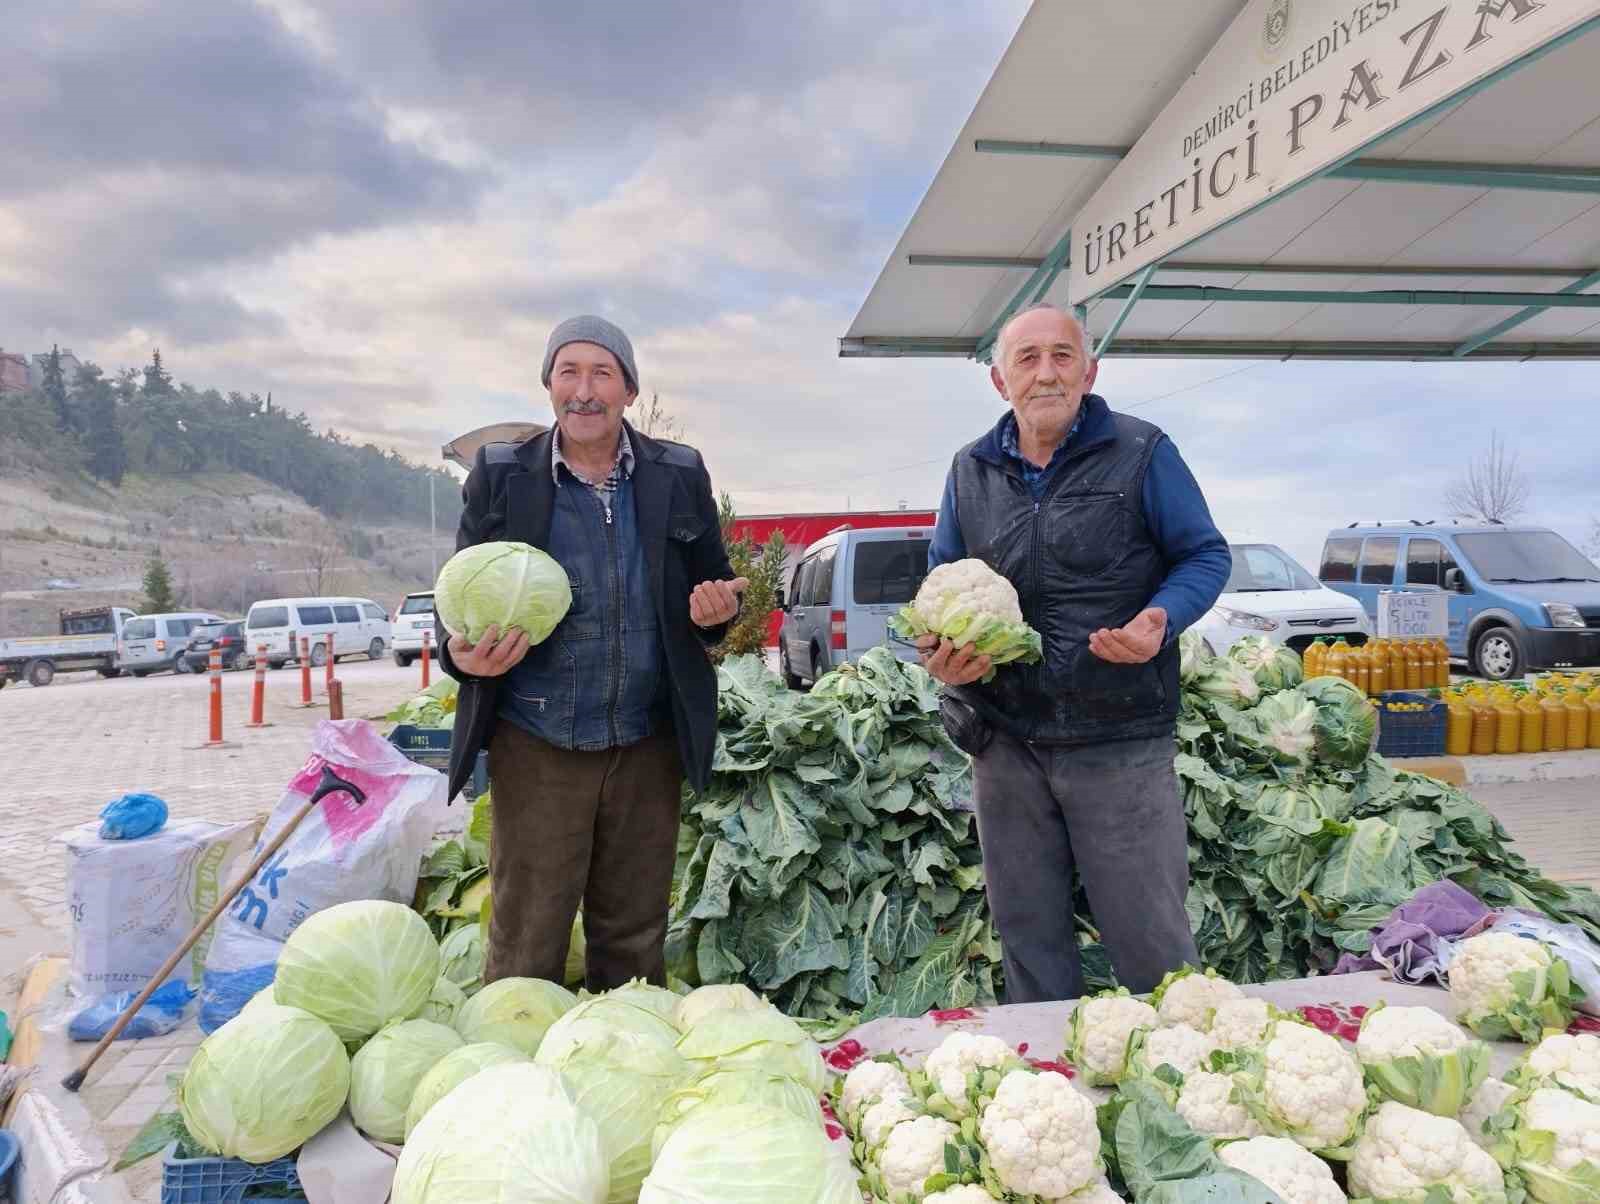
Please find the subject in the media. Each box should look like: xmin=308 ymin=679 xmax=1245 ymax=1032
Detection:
xmin=1226 ymin=544 xmax=1320 ymax=592
xmin=247 ymin=606 xmax=290 ymax=629
xmin=1454 ymin=532 xmax=1600 ymax=584
xmin=191 ymin=624 xmax=228 ymax=640
xmin=400 ymin=594 xmax=435 ymax=616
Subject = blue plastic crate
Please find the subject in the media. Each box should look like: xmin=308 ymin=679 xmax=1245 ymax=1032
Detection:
xmin=387 ymin=724 xmax=488 ymax=801
xmin=1376 ymin=690 xmax=1447 ymax=758
xmin=160 ymin=1150 xmax=306 ymax=1204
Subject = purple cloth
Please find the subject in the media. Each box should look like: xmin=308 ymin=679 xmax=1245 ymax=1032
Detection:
xmin=1334 ymin=880 xmax=1495 ymax=982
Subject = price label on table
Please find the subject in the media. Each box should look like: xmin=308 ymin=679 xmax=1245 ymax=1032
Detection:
xmin=1377 ymin=591 xmax=1448 ymax=638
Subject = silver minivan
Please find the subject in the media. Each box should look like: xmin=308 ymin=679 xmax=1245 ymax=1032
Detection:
xmin=777 ymin=526 xmax=931 ymax=688
xmin=118 ymin=612 xmax=228 ymax=676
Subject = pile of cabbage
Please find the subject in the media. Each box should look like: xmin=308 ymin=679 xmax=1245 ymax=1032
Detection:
xmin=173 ymin=898 xmax=854 ymax=1202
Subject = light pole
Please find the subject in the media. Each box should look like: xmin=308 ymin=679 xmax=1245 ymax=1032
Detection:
xmin=429 ymin=474 xmax=438 ymax=581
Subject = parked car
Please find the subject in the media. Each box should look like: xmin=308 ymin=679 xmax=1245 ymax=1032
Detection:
xmin=1319 ymin=522 xmax=1600 ymax=681
xmin=244 ymin=596 xmax=392 ymax=668
xmin=118 ymin=612 xmax=228 ymax=676
xmin=182 ymin=620 xmax=252 ymax=672
xmin=391 ymin=590 xmax=436 ymax=667
xmin=777 ymin=525 xmax=930 ymax=688
xmin=0 ymin=606 xmax=136 ymax=687
xmin=1190 ymin=542 xmax=1370 ymax=658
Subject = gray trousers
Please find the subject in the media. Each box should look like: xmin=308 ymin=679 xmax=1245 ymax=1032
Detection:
xmin=972 ymin=729 xmax=1198 ymax=1003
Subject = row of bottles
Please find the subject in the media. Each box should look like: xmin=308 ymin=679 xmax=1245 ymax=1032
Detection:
xmin=1305 ymin=636 xmax=1450 ymax=696
xmin=1445 ymin=680 xmax=1600 ymax=756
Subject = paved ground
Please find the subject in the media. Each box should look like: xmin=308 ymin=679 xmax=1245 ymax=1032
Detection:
xmin=0 ymin=658 xmax=428 ymax=961
xmin=1469 ymin=777 xmax=1600 ymax=889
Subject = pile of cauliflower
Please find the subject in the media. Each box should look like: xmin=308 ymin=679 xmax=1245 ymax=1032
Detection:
xmin=831 ymin=944 xmax=1599 ymax=1204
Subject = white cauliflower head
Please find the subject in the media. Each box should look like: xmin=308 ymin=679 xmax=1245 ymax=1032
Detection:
xmin=1523 ymin=1033 xmax=1600 ymax=1102
xmin=976 ymin=1069 xmax=1101 ymax=1201
xmin=1357 ymin=1005 xmax=1472 ymax=1063
xmin=878 ymin=1114 xmax=961 ymax=1202
xmin=841 ymin=1059 xmax=913 ymax=1127
xmin=912 ymin=560 xmax=1024 ymax=628
xmin=861 ymin=1095 xmax=921 ymax=1150
xmin=1069 ymin=992 xmax=1159 ymax=1087
xmin=920 ymin=1032 xmax=1017 ymax=1117
xmin=1356 ymin=1005 xmax=1490 ymax=1116
xmin=923 ymin=1188 xmax=999 ymax=1204
xmin=1212 ymin=997 xmax=1277 ymax=1051
xmin=1064 ymin=1179 xmax=1125 ymax=1204
xmin=1154 ymin=967 xmax=1246 ymax=1032
xmin=1177 ymin=1069 xmax=1263 ymax=1140
xmin=1132 ymin=1023 xmax=1218 ymax=1080
xmin=1238 ymin=1019 xmax=1368 ymax=1152
xmin=1516 ymin=1085 xmax=1600 ymax=1191
xmin=1347 ymin=1100 xmax=1507 ymax=1204
xmin=1449 ymin=932 xmax=1575 ymax=1043
xmin=1218 ymin=1135 xmax=1348 ymax=1204
xmin=1460 ymin=1077 xmax=1518 ymax=1151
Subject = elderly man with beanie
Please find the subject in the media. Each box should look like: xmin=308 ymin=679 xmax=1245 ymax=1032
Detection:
xmin=438 ymin=315 xmax=746 ymax=991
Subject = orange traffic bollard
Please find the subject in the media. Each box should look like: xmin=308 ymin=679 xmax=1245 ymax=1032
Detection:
xmin=324 ymin=639 xmax=335 ymax=694
xmin=300 ymin=637 xmax=313 ymax=705
xmin=328 ymin=679 xmax=344 ymax=721
xmin=206 ymin=648 xmax=225 ymax=746
xmin=421 ymin=629 xmax=431 ymax=688
xmin=247 ymin=644 xmax=268 ymax=728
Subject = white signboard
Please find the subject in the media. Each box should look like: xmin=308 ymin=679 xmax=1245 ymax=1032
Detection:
xmin=1067 ymin=0 xmax=1600 ymax=303
xmin=1377 ymin=590 xmax=1449 ymax=638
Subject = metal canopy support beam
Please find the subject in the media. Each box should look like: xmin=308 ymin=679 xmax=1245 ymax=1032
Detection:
xmin=973 ymin=228 xmax=1073 ymax=363
xmin=838 ymin=336 xmax=1600 ymax=361
xmin=973 ymin=139 xmax=1127 ymax=158
xmin=906 ymin=254 xmax=1598 ymax=279
xmin=1094 ymin=283 xmax=1600 ymax=308
xmin=1451 ymin=269 xmax=1600 ymax=358
xmin=1094 ymin=262 xmax=1158 ymax=358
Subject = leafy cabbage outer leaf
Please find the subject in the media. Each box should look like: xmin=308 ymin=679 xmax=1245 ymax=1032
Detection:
xmin=437 ymin=924 xmax=485 ymax=997
xmin=348 ymin=1018 xmax=464 ymax=1143
xmin=1105 ymin=1081 xmax=1286 ymax=1204
xmin=588 ymin=978 xmax=683 ymax=1029
xmin=545 ymin=995 xmax=682 ymax=1052
xmin=392 ymin=1063 xmax=608 ymax=1204
xmin=639 ymin=1101 xmax=859 ymax=1204
xmin=417 ymin=976 xmax=467 ymax=1027
xmin=653 ymin=1066 xmax=825 ymax=1163
xmin=534 ymin=1015 xmax=688 ymax=1204
xmin=675 ymin=1005 xmax=826 ymax=1096
xmin=673 ymin=983 xmax=766 ymax=1031
xmin=453 ymin=976 xmax=577 ymax=1057
xmin=273 ymin=900 xmax=441 ymax=1044
xmin=1238 ymin=688 xmax=1319 ymax=766
xmin=1364 ymin=1040 xmax=1491 ymax=1118
xmin=1300 ymin=674 xmax=1377 ymax=769
xmin=1229 ymin=636 xmax=1306 ymax=692
xmin=1191 ymin=661 xmax=1263 ymax=707
xmin=433 ymin=540 xmax=572 ymax=645
xmin=403 ymin=1041 xmax=530 ymax=1140
xmin=179 ymin=1002 xmax=351 ymax=1164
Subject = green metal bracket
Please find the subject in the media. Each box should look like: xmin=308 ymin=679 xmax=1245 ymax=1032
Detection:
xmin=1094 ymin=263 xmax=1159 ymax=357
xmin=1452 ymin=269 xmax=1600 ymax=357
xmin=974 ymin=228 xmax=1072 ymax=363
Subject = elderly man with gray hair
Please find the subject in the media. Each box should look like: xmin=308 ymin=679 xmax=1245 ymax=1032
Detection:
xmin=918 ymin=302 xmax=1231 ymax=1003
xmin=439 ymin=315 xmax=746 ymax=991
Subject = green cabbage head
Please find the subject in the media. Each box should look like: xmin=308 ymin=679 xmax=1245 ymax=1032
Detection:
xmin=274 ymin=900 xmax=440 ymax=1043
xmin=641 ymin=1102 xmax=859 ymax=1204
xmin=393 ymin=1063 xmax=608 ymax=1204
xmin=674 ymin=1005 xmax=825 ymax=1096
xmin=434 ymin=540 xmax=572 ymax=645
xmin=1229 ymin=635 xmax=1305 ymax=691
xmin=437 ymin=924 xmax=485 ymax=996
xmin=1300 ymin=675 xmax=1377 ymax=769
xmin=673 ymin=983 xmax=766 ymax=1031
xmin=653 ymin=1067 xmax=825 ymax=1162
xmin=417 ymin=975 xmax=467 ymax=1027
xmin=404 ymin=1042 xmax=529 ymax=1140
xmin=179 ymin=1002 xmax=350 ymax=1163
xmin=1239 ymin=687 xmax=1319 ymax=766
xmin=349 ymin=1018 xmax=463 ymax=1143
xmin=453 ymin=976 xmax=577 ymax=1056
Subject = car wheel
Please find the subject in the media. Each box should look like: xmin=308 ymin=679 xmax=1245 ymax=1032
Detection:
xmin=780 ymin=645 xmax=804 ymax=690
xmin=230 ymin=650 xmax=252 ymax=672
xmin=25 ymin=658 xmax=55 ymax=688
xmin=1473 ymin=626 xmax=1524 ymax=682
xmin=368 ymin=638 xmax=385 ymax=661
xmin=97 ymin=666 xmax=122 ymax=678
xmin=131 ymin=669 xmax=151 ymax=678
xmin=173 ymin=656 xmax=193 ymax=675
xmin=393 ymin=652 xmax=413 ymax=668
xmin=810 ymin=647 xmax=827 ymax=687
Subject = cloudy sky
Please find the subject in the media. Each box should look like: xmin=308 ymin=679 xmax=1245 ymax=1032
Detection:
xmin=3 ymin=0 xmax=1596 ymax=571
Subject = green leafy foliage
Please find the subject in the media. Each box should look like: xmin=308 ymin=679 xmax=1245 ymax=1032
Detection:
xmin=386 ymin=678 xmax=459 ymax=729
xmin=667 ymin=649 xmax=995 ymax=1026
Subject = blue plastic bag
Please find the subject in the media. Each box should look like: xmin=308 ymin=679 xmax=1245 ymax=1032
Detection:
xmin=198 ymin=965 xmax=277 ymax=1034
xmin=69 ymin=980 xmax=194 ymax=1042
xmin=98 ymin=793 xmax=168 ymax=840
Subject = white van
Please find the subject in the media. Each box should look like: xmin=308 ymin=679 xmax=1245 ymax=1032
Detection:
xmin=391 ymin=590 xmax=435 ymax=667
xmin=244 ymin=597 xmax=392 ymax=668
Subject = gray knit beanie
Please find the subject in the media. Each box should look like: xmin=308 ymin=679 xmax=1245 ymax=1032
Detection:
xmin=540 ymin=315 xmax=638 ymax=393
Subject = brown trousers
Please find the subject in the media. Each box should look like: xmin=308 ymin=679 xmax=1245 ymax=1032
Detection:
xmin=483 ymin=721 xmax=683 ymax=991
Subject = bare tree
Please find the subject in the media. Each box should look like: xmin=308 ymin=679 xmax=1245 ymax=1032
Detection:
xmin=635 ymin=391 xmax=685 ymax=441
xmin=302 ymin=532 xmax=341 ymax=595
xmin=1443 ymin=431 xmax=1531 ymax=523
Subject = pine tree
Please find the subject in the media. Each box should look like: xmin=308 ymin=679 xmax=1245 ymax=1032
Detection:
xmin=142 ymin=551 xmax=177 ymax=613
xmin=142 ymin=348 xmax=173 ymax=396
xmin=41 ymin=345 xmax=73 ymax=433
xmin=78 ymin=364 xmax=128 ymax=485
xmin=710 ymin=493 xmax=787 ymax=663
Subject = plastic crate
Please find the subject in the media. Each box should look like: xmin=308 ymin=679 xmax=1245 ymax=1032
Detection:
xmin=1376 ymin=690 xmax=1447 ymax=758
xmin=387 ymin=724 xmax=488 ymax=801
xmin=160 ymin=1150 xmax=306 ymax=1204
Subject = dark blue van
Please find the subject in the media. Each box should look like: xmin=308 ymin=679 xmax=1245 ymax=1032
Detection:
xmin=1319 ymin=522 xmax=1600 ymax=681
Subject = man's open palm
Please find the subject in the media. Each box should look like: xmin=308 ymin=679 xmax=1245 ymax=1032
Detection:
xmin=1088 ymin=607 xmax=1167 ymax=664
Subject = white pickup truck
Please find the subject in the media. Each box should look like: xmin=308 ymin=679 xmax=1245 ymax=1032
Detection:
xmin=0 ymin=605 xmax=137 ymax=687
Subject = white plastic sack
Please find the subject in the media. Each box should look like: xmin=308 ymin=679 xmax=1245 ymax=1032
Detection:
xmin=63 ymin=818 xmax=254 ymax=999
xmin=199 ymin=720 xmax=447 ymax=1032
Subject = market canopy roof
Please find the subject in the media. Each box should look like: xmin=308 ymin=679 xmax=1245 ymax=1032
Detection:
xmin=843 ymin=1 xmax=1600 ymax=362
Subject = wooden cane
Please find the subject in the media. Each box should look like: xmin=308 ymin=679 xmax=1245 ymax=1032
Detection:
xmin=62 ymin=765 xmax=367 ymax=1092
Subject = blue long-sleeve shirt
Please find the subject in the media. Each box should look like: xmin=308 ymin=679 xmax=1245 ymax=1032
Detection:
xmin=928 ymin=402 xmax=1230 ymax=644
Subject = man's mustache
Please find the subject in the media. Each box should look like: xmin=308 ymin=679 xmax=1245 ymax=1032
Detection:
xmin=564 ymin=400 xmax=605 ymax=414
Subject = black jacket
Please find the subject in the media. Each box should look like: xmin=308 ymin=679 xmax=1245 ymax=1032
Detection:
xmin=437 ymin=422 xmax=734 ymax=799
